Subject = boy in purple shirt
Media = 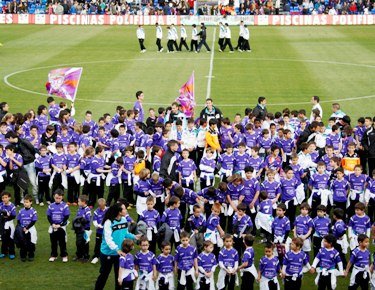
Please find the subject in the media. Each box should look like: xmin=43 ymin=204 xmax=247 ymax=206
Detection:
xmin=218 ymin=144 xmax=235 ymax=182
xmin=73 ymin=195 xmax=91 ymax=262
xmin=46 ymin=189 xmax=70 ymax=262
xmin=35 ymin=145 xmax=52 ymax=206
xmin=0 ymin=192 xmax=16 ymax=259
xmin=281 ymin=237 xmax=310 ymax=290
xmin=217 ymin=234 xmax=239 ymax=290
xmin=122 ymin=146 xmax=137 ymax=206
xmin=16 ymin=194 xmax=38 ymax=262
xmin=160 ymin=196 xmax=183 ymax=250
xmin=347 ymin=165 xmax=367 ymax=218
xmin=233 ymin=142 xmax=250 ymax=175
xmin=308 ymin=161 xmax=330 ymax=218
xmin=197 ymin=240 xmax=217 ymax=290
xmin=238 ymin=234 xmax=256 ymax=290
xmin=348 ymin=202 xmax=371 ymax=251
xmin=232 ymin=203 xmax=253 ymax=258
xmin=257 ymin=243 xmax=280 ymax=290
xmin=248 ymin=147 xmax=264 ymax=179
xmin=310 ymin=234 xmax=344 ymax=290
xmin=271 ymin=203 xmax=291 ymax=265
xmin=156 ymin=241 xmax=174 ymax=290
xmin=331 ymin=208 xmax=348 ymax=268
xmin=293 ymin=202 xmax=313 ymax=253
xmin=50 ymin=143 xmax=67 ymax=194
xmin=66 ymin=142 xmax=81 ymax=205
xmin=91 ymin=198 xmax=107 ymax=264
xmin=107 ymin=157 xmax=124 ymax=206
xmin=186 ymin=204 xmax=206 ymax=250
xmin=313 ymin=205 xmax=331 ymax=258
xmin=178 ymin=149 xmax=197 ymax=190
xmin=199 ymin=148 xmax=216 ymax=190
xmin=174 ymin=231 xmax=198 ymax=290
xmin=255 ymin=191 xmax=274 ymax=243
xmin=331 ymin=167 xmax=350 ymax=214
xmin=280 ymin=166 xmax=300 ymax=225
xmin=139 ymin=196 xmax=160 ymax=253
xmin=118 ymin=239 xmax=136 ymax=290
xmin=135 ymin=237 xmax=157 ymax=290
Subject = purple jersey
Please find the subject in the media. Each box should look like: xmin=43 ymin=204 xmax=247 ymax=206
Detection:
xmin=206 ymin=214 xmax=220 ymax=231
xmin=198 ymin=252 xmax=217 ymax=272
xmin=280 ymin=177 xmax=301 ymax=202
xmin=93 ymin=206 xmax=108 ymax=234
xmin=118 ymin=133 xmax=134 ymax=151
xmin=280 ymin=138 xmax=295 ymax=154
xmin=258 ymin=199 xmax=273 ymax=215
xmin=283 ymin=250 xmax=309 ymax=276
xmin=332 ymin=220 xmax=347 ymax=238
xmin=187 ymin=214 xmax=206 ymax=232
xmin=248 ymin=156 xmax=263 ymax=172
xmin=178 ymin=159 xmax=197 ymax=178
xmin=233 ymin=152 xmax=250 ymax=172
xmin=153 ymin=155 xmax=161 ymax=173
xmin=349 ymin=248 xmax=370 ymax=268
xmin=200 ymin=157 xmax=215 ymax=175
xmin=25 ymin=134 xmax=41 ymax=150
xmin=8 ymin=153 xmax=23 ymax=170
xmin=148 ymin=177 xmax=164 ymax=197
xmin=56 ymin=134 xmax=72 ymax=149
xmin=66 ymin=153 xmax=80 ymax=170
xmin=220 ymin=126 xmax=234 ymax=148
xmin=259 ymin=256 xmax=280 ymax=279
xmin=309 ymin=173 xmax=330 ymax=191
xmin=348 ymin=214 xmax=371 ymax=235
xmin=260 ymin=180 xmax=281 ymax=200
xmin=232 ymin=214 xmax=253 ymax=236
xmin=0 ymin=133 xmax=9 ymax=148
xmin=227 ymin=182 xmax=244 ymax=201
xmin=175 ymin=245 xmax=198 ymax=270
xmin=244 ymin=132 xmax=258 ymax=148
xmin=161 ymin=208 xmax=182 ymax=230
xmin=290 ymin=164 xmax=304 ymax=181
xmin=1 ymin=202 xmax=16 ymax=219
xmin=135 ymin=251 xmax=157 ymax=273
xmin=90 ymin=155 xmax=105 ymax=175
xmin=241 ymin=178 xmax=260 ymax=205
xmin=76 ymin=206 xmax=91 ymax=230
xmin=315 ymin=248 xmax=341 ymax=270
xmin=331 ymin=178 xmax=350 ymax=203
xmin=134 ymin=100 xmax=144 ymax=123
xmin=181 ymin=188 xmax=199 ymax=205
xmin=294 ymin=215 xmax=313 ymax=236
xmin=79 ymin=134 xmax=92 ymax=148
xmin=349 ymin=173 xmax=367 ymax=193
xmin=122 ymin=156 xmax=136 ymax=178
xmin=272 ymin=216 xmax=291 ymax=238
xmin=326 ymin=133 xmax=341 ymax=151
xmin=156 ymin=254 xmax=174 ymax=274
xmin=49 ymin=104 xmax=60 ymax=122
xmin=264 ymin=155 xmax=282 ymax=172
xmin=258 ymin=136 xmax=273 ymax=151
xmin=119 ymin=254 xmax=135 ymax=282
xmin=321 ymin=154 xmax=334 ymax=172
xmin=242 ymin=247 xmax=254 ymax=266
xmin=218 ymin=247 xmax=238 ymax=268
xmin=109 ymin=162 xmax=121 ymax=185
xmin=46 ymin=202 xmax=70 ymax=224
xmin=51 ymin=153 xmax=66 ymax=170
xmin=313 ymin=216 xmax=331 ymax=237
xmin=218 ymin=153 xmax=235 ymax=171
xmin=134 ymin=130 xmax=144 ymax=148
xmin=35 ymin=155 xmax=51 ymax=177
xmin=140 ymin=209 xmax=160 ymax=228
xmin=134 ymin=179 xmax=151 ymax=197
xmin=36 ymin=115 xmax=49 ymax=134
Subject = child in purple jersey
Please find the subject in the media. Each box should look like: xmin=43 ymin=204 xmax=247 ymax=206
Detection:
xmin=205 ymin=203 xmax=225 ymax=257
xmin=153 ymin=123 xmax=164 ymax=147
xmin=255 ymin=191 xmax=274 ymax=243
xmin=349 ymin=202 xmax=371 ymax=251
xmin=231 ymin=124 xmax=244 ymax=148
xmin=56 ymin=125 xmax=72 ymax=153
xmin=331 ymin=208 xmax=348 ymax=268
xmin=310 ymin=234 xmax=344 ymax=290
xmin=159 ymin=196 xmax=183 ymax=250
xmin=156 ymin=241 xmax=175 ymax=290
xmin=91 ymin=198 xmax=108 ymax=264
xmin=293 ymin=202 xmax=313 ymax=253
xmin=0 ymin=145 xmax=7 ymax=193
xmin=244 ymin=123 xmax=258 ymax=150
xmin=118 ymin=239 xmax=137 ymax=290
xmin=261 ymin=170 xmax=281 ymax=205
xmin=347 ymin=165 xmax=368 ymax=218
xmin=313 ymin=205 xmax=331 ymax=258
xmin=185 ymin=204 xmax=206 ymax=250
xmin=257 ymin=243 xmax=280 ymax=290
xmin=199 ymin=148 xmax=216 ymax=190
xmin=330 ymin=168 xmax=350 ymax=214
xmin=139 ymin=196 xmax=160 ymax=253
xmin=281 ymin=237 xmax=311 ymax=290
xmin=248 ymin=147 xmax=264 ymax=179
xmin=238 ymin=235 xmax=256 ymax=290
xmin=233 ymin=142 xmax=250 ymax=176
xmin=232 ymin=203 xmax=253 ymax=259
xmin=258 ymin=129 xmax=273 ymax=159
xmin=280 ymin=166 xmax=300 ymax=226
xmin=308 ymin=161 xmax=331 ymax=218
xmin=118 ymin=125 xmax=134 ymax=152
xmin=148 ymin=172 xmax=165 ymax=216
xmin=122 ymin=146 xmax=137 ymax=207
xmin=0 ymin=192 xmax=16 ymax=259
xmin=107 ymin=157 xmax=124 ymax=206
xmin=134 ymin=237 xmax=158 ymax=290
xmin=80 ymin=146 xmax=94 ymax=196
xmin=152 ymin=146 xmax=163 ymax=173
xmin=66 ymin=142 xmax=81 ymax=205
xmin=35 ymin=145 xmax=52 ymax=206
xmin=178 ymin=149 xmax=197 ymax=190
xmin=16 ymin=194 xmax=38 ymax=262
xmin=271 ymin=203 xmax=291 ymax=265
xmin=345 ymin=234 xmax=370 ymax=290
xmin=326 ymin=125 xmax=342 ymax=154
xmin=280 ymin=129 xmax=295 ymax=167
xmin=50 ymin=143 xmax=67 ymax=194
xmin=219 ymin=118 xmax=234 ymax=149
xmin=78 ymin=125 xmax=92 ymax=154
xmin=73 ymin=195 xmax=91 ymax=262
xmin=47 ymin=189 xmax=70 ymax=262
xmin=174 ymin=231 xmax=198 ymax=290
xmin=264 ymin=145 xmax=282 ymax=179
xmin=5 ymin=144 xmax=25 ymax=206
xmin=197 ymin=240 xmax=217 ymax=290
xmin=26 ymin=125 xmax=41 ymax=150
xmin=134 ymin=168 xmax=152 ymax=216
xmin=218 ymin=144 xmax=235 ymax=182
xmin=217 ymin=234 xmax=239 ymax=290
xmin=226 ymin=174 xmax=244 ymax=233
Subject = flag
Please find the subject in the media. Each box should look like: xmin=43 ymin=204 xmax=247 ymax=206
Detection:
xmin=176 ymin=71 xmax=195 ymax=118
xmin=46 ymin=67 xmax=83 ymax=102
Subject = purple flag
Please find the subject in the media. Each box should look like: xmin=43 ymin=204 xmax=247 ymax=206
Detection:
xmin=46 ymin=67 xmax=83 ymax=102
xmin=176 ymin=72 xmax=195 ymax=118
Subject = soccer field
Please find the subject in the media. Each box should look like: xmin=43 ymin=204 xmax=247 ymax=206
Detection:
xmin=0 ymin=24 xmax=375 ymax=290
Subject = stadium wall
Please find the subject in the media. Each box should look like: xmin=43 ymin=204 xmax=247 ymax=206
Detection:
xmin=0 ymin=14 xmax=374 ymax=26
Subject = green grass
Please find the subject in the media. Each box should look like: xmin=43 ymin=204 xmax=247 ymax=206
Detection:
xmin=1 ymin=25 xmax=375 ymax=289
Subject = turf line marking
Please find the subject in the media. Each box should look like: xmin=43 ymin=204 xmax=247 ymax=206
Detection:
xmin=206 ymin=28 xmax=216 ymax=100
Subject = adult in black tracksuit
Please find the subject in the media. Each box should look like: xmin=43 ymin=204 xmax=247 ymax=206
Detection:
xmin=296 ymin=121 xmax=320 ymax=152
xmin=362 ymin=120 xmax=375 ymax=175
xmin=160 ymin=140 xmax=179 ymax=182
xmin=252 ymin=96 xmax=268 ymax=121
xmin=197 ymin=24 xmax=211 ymax=52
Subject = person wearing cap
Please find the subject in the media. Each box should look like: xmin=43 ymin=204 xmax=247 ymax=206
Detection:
xmin=196 ymin=23 xmax=211 ymax=53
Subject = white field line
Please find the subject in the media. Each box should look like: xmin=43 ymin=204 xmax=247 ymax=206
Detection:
xmin=206 ymin=27 xmax=216 ymax=100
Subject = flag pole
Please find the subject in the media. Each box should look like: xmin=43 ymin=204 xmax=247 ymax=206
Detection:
xmin=72 ymin=67 xmax=83 ymax=103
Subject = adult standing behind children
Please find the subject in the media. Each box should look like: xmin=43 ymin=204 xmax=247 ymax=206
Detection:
xmin=160 ymin=140 xmax=180 ymax=182
xmin=133 ymin=91 xmax=145 ymax=123
xmin=94 ymin=203 xmax=139 ymax=290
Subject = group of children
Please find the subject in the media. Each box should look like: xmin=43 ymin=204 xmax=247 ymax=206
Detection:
xmin=0 ymin=96 xmax=375 ymax=289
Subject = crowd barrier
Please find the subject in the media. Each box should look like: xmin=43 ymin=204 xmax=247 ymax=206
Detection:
xmin=0 ymin=14 xmax=374 ymax=26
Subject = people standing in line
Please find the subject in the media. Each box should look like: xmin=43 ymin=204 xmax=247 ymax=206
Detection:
xmin=222 ymin=23 xmax=234 ymax=53
xmin=155 ymin=22 xmax=163 ymax=52
xmin=235 ymin=21 xmax=245 ymax=51
xmin=136 ymin=25 xmax=146 ymax=53
xmin=242 ymin=25 xmax=251 ymax=52
xmin=167 ymin=26 xmax=175 ymax=53
xmin=218 ymin=22 xmax=226 ymax=52
xmin=179 ymin=24 xmax=189 ymax=51
xmin=171 ymin=24 xmax=179 ymax=52
xmin=190 ymin=24 xmax=199 ymax=52
xmin=197 ymin=23 xmax=211 ymax=53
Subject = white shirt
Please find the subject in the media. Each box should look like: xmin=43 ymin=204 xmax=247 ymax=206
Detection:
xmin=156 ymin=26 xmax=162 ymax=39
xmin=310 ymin=103 xmax=323 ymax=122
xmin=239 ymin=24 xmax=245 ymax=37
xmin=136 ymin=27 xmax=145 ymax=39
xmin=243 ymin=27 xmax=250 ymax=40
xmin=181 ymin=27 xmax=187 ymax=39
xmin=192 ymin=28 xmax=198 ymax=41
xmin=219 ymin=25 xmax=226 ymax=38
xmin=225 ymin=26 xmax=231 ymax=39
xmin=171 ymin=26 xmax=178 ymax=40
xmin=167 ymin=29 xmax=174 ymax=40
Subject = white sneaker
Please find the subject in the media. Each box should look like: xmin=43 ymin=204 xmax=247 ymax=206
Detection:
xmin=248 ymin=50 xmax=252 ymax=53
xmin=62 ymin=257 xmax=68 ymax=263
xmin=20 ymin=198 xmax=24 ymax=204
xmin=35 ymin=200 xmax=40 ymax=205
xmin=49 ymin=257 xmax=56 ymax=262
xmin=238 ymin=49 xmax=243 ymax=52
xmin=47 ymin=201 xmax=51 ymax=205
xmin=91 ymin=257 xmax=99 ymax=264
xmin=143 ymin=49 xmax=146 ymax=53
xmin=39 ymin=202 xmax=44 ymax=207
xmin=219 ymin=49 xmax=222 ymax=52
xmin=229 ymin=51 xmax=234 ymax=53
xmin=160 ymin=48 xmax=164 ymax=52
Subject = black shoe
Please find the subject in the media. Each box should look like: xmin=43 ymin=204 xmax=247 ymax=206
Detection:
xmin=21 ymin=258 xmax=27 ymax=262
xmin=28 ymin=257 xmax=34 ymax=262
